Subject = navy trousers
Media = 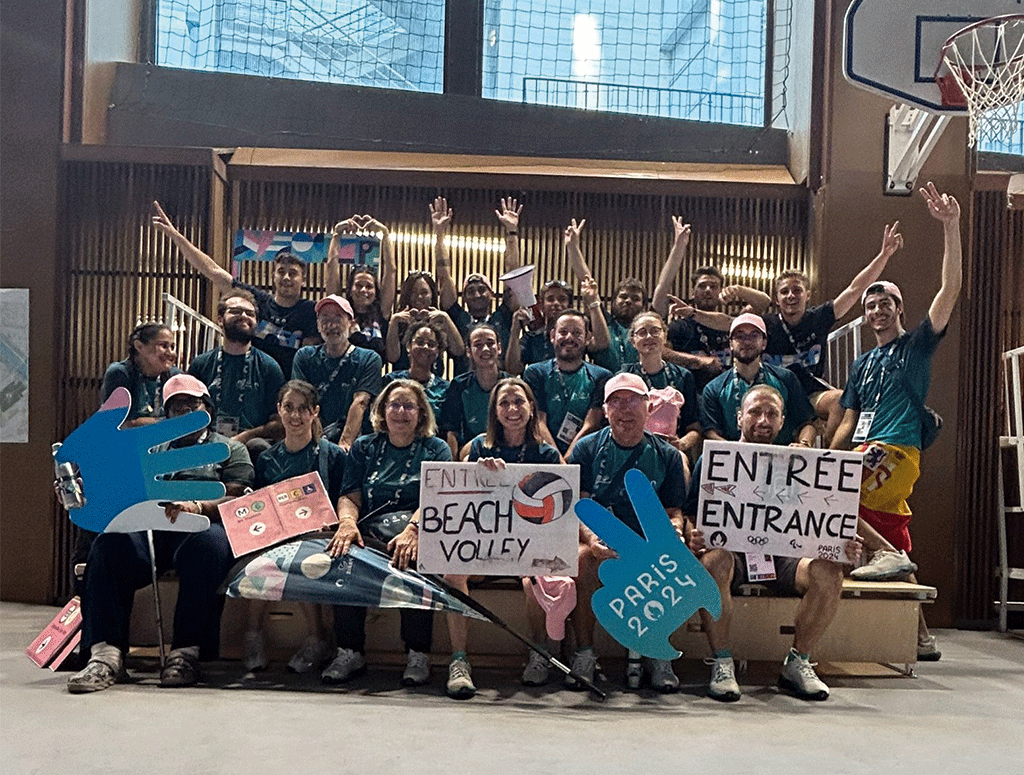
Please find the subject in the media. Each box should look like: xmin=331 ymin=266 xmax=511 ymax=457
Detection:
xmin=81 ymin=525 xmax=234 ymax=659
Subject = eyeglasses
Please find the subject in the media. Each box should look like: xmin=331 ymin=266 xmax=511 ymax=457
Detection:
xmin=411 ymin=337 xmax=439 ymax=349
xmin=224 ymin=306 xmax=257 ymax=318
xmin=166 ymin=397 xmax=205 ymax=416
xmin=605 ymin=394 xmax=647 ymax=410
xmin=631 ymin=326 xmax=663 ymax=338
xmin=386 ymin=401 xmax=419 ymax=413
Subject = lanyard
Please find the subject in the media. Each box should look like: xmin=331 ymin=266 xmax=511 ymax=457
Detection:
xmin=863 ymin=339 xmax=901 ymax=410
xmin=317 ymin=345 xmax=350 ymax=397
xmin=777 ymin=314 xmax=805 ymax=355
xmin=365 ymin=435 xmax=422 ymax=512
xmin=264 ymin=439 xmax=316 ymax=485
xmin=210 ymin=348 xmax=255 ymax=410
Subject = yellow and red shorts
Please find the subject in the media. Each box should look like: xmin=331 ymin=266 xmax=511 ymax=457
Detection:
xmin=855 ymin=442 xmax=921 ymax=553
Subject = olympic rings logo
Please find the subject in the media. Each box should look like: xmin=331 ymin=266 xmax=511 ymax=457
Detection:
xmin=746 ymin=536 xmax=770 ymax=547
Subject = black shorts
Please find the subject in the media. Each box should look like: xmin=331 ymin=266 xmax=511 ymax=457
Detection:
xmin=730 ymin=552 xmax=802 ymax=597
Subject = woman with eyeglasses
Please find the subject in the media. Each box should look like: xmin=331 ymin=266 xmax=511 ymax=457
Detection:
xmin=241 ymin=380 xmax=347 ymax=674
xmin=326 ymin=215 xmax=396 ymax=360
xmin=324 ymin=379 xmax=452 ymax=686
xmin=386 ymin=270 xmax=464 ymax=375
xmin=621 ymin=311 xmax=703 ymax=456
xmin=381 ymin=321 xmax=450 ymax=420
xmin=439 ymin=377 xmax=562 ymax=698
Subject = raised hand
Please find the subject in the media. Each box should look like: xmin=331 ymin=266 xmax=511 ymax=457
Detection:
xmin=920 ymin=181 xmax=961 ymax=223
xmin=564 ymin=218 xmax=586 ymax=247
xmin=580 ymin=275 xmax=600 ymax=306
xmin=573 ymin=469 xmax=721 ymax=659
xmin=495 ymin=197 xmax=522 ymax=232
xmin=54 ymin=388 xmax=229 ymax=534
xmin=879 ymin=221 xmax=903 ymax=258
xmin=430 ymin=197 xmax=453 ymax=233
xmin=666 ymin=294 xmax=694 ymax=321
xmin=151 ymin=201 xmax=182 ymax=240
xmin=672 ymin=216 xmax=691 ymax=245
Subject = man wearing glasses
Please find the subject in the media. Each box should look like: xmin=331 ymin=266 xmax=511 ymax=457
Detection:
xmin=67 ymin=374 xmax=254 ymax=694
xmin=565 ymin=373 xmax=688 ymax=693
xmin=701 ymin=314 xmax=817 ymax=448
xmin=186 ymin=290 xmax=286 ymax=462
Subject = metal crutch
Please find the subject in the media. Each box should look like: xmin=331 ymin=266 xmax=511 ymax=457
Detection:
xmin=146 ymin=530 xmax=167 ymax=670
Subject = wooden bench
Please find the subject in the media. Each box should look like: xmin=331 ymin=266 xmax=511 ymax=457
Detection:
xmin=130 ymin=578 xmax=935 ymax=672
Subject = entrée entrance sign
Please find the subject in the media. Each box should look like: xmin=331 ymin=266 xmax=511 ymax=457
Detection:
xmin=697 ymin=441 xmax=863 ymax=562
xmin=417 ymin=462 xmax=579 ymax=576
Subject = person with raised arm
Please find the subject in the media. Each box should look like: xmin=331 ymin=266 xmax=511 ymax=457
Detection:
xmin=382 ymin=320 xmax=450 ymax=421
xmin=152 ymin=201 xmax=319 ymax=376
xmin=434 ymin=197 xmax=523 ymax=373
xmin=830 ymin=183 xmax=962 ymax=662
xmin=442 ymin=377 xmax=561 ymax=699
xmin=292 ymin=295 xmax=382 ymax=451
xmin=325 ymin=214 xmax=396 ymax=360
xmin=670 ymin=222 xmax=905 ymax=445
xmin=438 ymin=323 xmax=510 ymax=458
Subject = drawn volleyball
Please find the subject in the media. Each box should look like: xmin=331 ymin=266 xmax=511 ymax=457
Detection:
xmin=512 ymin=471 xmax=574 ymax=525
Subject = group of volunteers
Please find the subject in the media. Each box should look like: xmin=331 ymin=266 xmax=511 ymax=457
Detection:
xmin=67 ymin=184 xmax=962 ymax=705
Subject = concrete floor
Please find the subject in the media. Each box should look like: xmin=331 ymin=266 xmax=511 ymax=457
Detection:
xmin=1 ymin=602 xmax=1021 ymax=775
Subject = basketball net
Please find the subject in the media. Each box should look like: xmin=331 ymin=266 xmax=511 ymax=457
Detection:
xmin=937 ymin=14 xmax=1024 ymax=148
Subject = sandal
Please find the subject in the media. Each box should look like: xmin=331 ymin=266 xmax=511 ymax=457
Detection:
xmin=67 ymin=658 xmax=126 ymax=694
xmin=159 ymin=651 xmax=201 ymax=688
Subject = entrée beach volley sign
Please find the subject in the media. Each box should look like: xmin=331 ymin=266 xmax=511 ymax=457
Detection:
xmin=417 ymin=462 xmax=579 ymax=576
xmin=697 ymin=441 xmax=863 ymax=562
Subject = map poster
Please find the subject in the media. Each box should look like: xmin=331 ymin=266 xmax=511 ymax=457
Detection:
xmin=0 ymin=288 xmax=29 ymax=443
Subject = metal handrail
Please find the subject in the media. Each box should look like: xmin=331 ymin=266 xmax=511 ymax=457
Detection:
xmin=162 ymin=293 xmax=222 ymax=370
xmin=825 ymin=315 xmax=866 ymax=389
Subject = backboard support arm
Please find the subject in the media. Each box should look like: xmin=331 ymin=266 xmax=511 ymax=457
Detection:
xmin=884 ymin=104 xmax=951 ymax=195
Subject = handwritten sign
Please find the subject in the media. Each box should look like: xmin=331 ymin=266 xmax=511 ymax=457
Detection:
xmin=219 ymin=472 xmax=336 ymax=557
xmin=417 ymin=462 xmax=579 ymax=576
xmin=575 ymin=470 xmax=721 ymax=660
xmin=697 ymin=440 xmax=863 ymax=562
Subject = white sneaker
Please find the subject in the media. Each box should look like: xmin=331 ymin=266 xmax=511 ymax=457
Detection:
xmin=778 ymin=652 xmax=829 ymax=700
xmin=243 ymin=630 xmax=269 ymax=672
xmin=402 ymin=649 xmax=431 ymax=686
xmin=287 ymin=635 xmax=331 ymax=674
xmin=320 ymin=648 xmax=366 ymax=684
xmin=850 ymin=549 xmax=917 ymax=581
xmin=564 ymin=649 xmax=598 ymax=691
xmin=446 ymin=658 xmax=476 ymax=699
xmin=521 ymin=651 xmax=550 ymax=686
xmin=705 ymin=656 xmax=741 ymax=702
xmin=646 ymin=659 xmax=680 ymax=693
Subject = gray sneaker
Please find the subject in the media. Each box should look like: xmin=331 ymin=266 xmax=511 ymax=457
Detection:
xmin=320 ymin=648 xmax=366 ymax=684
xmin=287 ymin=635 xmax=331 ymax=674
xmin=521 ymin=651 xmax=550 ymax=686
xmin=564 ymin=649 xmax=598 ymax=691
xmin=446 ymin=658 xmax=476 ymax=699
xmin=778 ymin=653 xmax=829 ymax=700
xmin=917 ymin=635 xmax=942 ymax=662
xmin=646 ymin=659 xmax=680 ymax=693
xmin=705 ymin=656 xmax=741 ymax=702
xmin=67 ymin=658 xmax=127 ymax=694
xmin=850 ymin=549 xmax=917 ymax=581
xmin=402 ymin=649 xmax=431 ymax=686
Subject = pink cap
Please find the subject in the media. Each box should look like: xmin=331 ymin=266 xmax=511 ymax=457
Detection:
xmin=730 ymin=312 xmax=767 ymax=337
xmin=315 ymin=294 xmax=354 ymax=319
xmin=162 ymin=374 xmax=210 ymax=403
xmin=862 ymin=281 xmax=903 ymax=306
xmin=604 ymin=372 xmax=650 ymax=402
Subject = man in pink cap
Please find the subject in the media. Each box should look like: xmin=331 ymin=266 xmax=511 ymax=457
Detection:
xmin=701 ymin=313 xmax=817 ymax=447
xmin=831 ymin=183 xmax=963 ymax=661
xmin=292 ymin=294 xmax=383 ymax=450
xmin=566 ymin=372 xmax=689 ymax=692
xmin=67 ymin=374 xmax=254 ymax=694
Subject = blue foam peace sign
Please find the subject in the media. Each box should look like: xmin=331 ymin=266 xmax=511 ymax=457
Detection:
xmin=55 ymin=388 xmax=229 ymax=533
xmin=574 ymin=469 xmax=722 ymax=659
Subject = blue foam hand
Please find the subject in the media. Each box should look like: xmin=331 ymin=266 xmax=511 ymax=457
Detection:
xmin=54 ymin=388 xmax=229 ymax=533
xmin=574 ymin=468 xmax=722 ymax=660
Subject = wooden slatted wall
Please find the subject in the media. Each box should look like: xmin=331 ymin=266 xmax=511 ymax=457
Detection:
xmin=54 ymin=157 xmax=222 ymax=599
xmin=231 ymin=182 xmax=810 ymax=317
xmin=955 ymin=189 xmax=1024 ymax=625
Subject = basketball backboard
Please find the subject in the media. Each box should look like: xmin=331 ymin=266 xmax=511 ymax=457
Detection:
xmin=843 ymin=1 xmax=1021 ymax=113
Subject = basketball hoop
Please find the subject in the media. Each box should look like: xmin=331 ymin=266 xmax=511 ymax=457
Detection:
xmin=935 ymin=14 xmax=1024 ymax=148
